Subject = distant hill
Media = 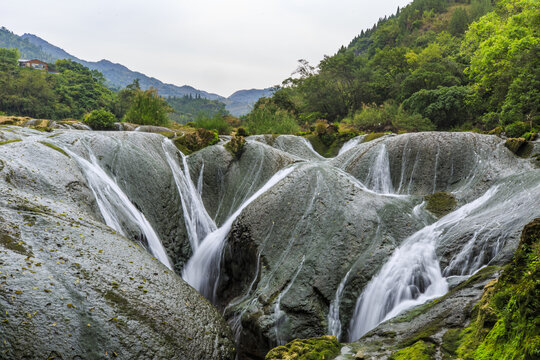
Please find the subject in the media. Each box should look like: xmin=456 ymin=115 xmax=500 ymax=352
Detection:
xmin=223 ymin=88 xmax=274 ymax=116
xmin=0 ymin=27 xmax=271 ymax=116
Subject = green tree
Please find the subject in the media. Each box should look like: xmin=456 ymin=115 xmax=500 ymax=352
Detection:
xmin=463 ymin=0 xmax=540 ymax=125
xmin=449 ymin=7 xmax=470 ymax=36
xmin=123 ymin=87 xmax=171 ymax=126
xmin=84 ymin=109 xmax=116 ymax=130
xmin=402 ymin=86 xmax=473 ymax=129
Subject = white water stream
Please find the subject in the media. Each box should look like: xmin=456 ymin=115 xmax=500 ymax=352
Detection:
xmin=69 ymin=149 xmax=172 ymax=269
xmin=162 ymin=140 xmax=216 ymax=250
xmin=182 ymin=165 xmax=296 ymax=300
xmin=348 ymin=186 xmax=499 ymax=341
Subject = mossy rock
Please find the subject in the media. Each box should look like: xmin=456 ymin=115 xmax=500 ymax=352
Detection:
xmin=425 ymin=192 xmax=457 ymax=217
xmin=225 ymin=135 xmax=246 ymax=159
xmin=363 ymin=132 xmax=385 ymax=143
xmin=265 ymin=335 xmax=341 ymax=360
xmin=173 ymin=128 xmax=218 ymax=155
xmin=0 ymin=138 xmax=22 ymax=146
xmin=453 ymin=218 xmax=540 ymax=360
xmin=389 ymin=340 xmax=436 ymax=360
xmin=504 ymin=138 xmax=533 ymax=158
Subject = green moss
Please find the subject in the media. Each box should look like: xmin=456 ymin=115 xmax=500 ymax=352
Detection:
xmin=454 ymin=218 xmax=540 ymax=360
xmin=425 ymin=192 xmax=457 ymax=217
xmin=441 ymin=328 xmax=462 ymax=359
xmin=389 ymin=340 xmax=435 ymax=360
xmin=225 ymin=135 xmax=246 ymax=159
xmin=173 ymin=128 xmax=218 ymax=154
xmin=363 ymin=132 xmax=385 ymax=143
xmin=0 ymin=138 xmax=22 ymax=146
xmin=38 ymin=141 xmax=70 ymax=157
xmin=504 ymin=138 xmax=534 ymax=158
xmin=306 ymin=131 xmax=358 ymax=158
xmin=0 ymin=231 xmax=32 ymax=257
xmin=265 ymin=335 xmax=341 ymax=360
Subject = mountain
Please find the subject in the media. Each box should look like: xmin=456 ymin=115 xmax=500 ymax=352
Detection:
xmin=20 ymin=33 xmax=223 ymax=100
xmin=0 ymin=27 xmax=274 ymax=116
xmin=223 ymin=88 xmax=274 ymax=116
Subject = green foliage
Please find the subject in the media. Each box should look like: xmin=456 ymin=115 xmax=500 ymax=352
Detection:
xmin=402 ymin=86 xmax=472 ymax=129
xmin=0 ymin=27 xmax=55 ymax=63
xmin=505 ymin=121 xmax=530 ymax=138
xmin=193 ymin=113 xmax=232 ymax=135
xmin=453 ymin=218 xmax=540 ymax=360
xmin=389 ymin=340 xmax=436 ymax=360
xmin=84 ymin=109 xmax=116 ymax=130
xmin=449 ymin=7 xmax=470 ymax=36
xmin=241 ymin=0 xmax=536 ymax=136
xmin=463 ymin=0 xmax=540 ymax=125
xmin=166 ymin=95 xmax=229 ymax=124
xmin=172 ymin=128 xmax=218 ymax=155
xmin=242 ymin=98 xmax=299 ymax=134
xmin=225 ymin=135 xmax=246 ymax=159
xmin=265 ymin=335 xmax=341 ymax=360
xmin=425 ymin=192 xmax=457 ymax=217
xmin=123 ymin=87 xmax=170 ymax=126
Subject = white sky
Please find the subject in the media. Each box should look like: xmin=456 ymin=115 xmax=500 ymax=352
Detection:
xmin=2 ymin=0 xmax=412 ymax=97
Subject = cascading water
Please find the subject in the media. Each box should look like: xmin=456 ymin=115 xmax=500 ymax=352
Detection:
xmin=338 ymin=136 xmax=364 ymax=156
xmin=348 ymin=186 xmax=499 ymax=341
xmin=162 ymin=140 xmax=216 ymax=250
xmin=182 ymin=165 xmax=296 ymax=300
xmin=328 ymin=268 xmax=353 ymax=340
xmin=68 ymin=149 xmax=172 ymax=269
xmin=365 ymin=143 xmax=394 ymax=194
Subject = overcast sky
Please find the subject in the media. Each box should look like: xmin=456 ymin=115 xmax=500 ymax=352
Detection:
xmin=3 ymin=0 xmax=411 ymax=97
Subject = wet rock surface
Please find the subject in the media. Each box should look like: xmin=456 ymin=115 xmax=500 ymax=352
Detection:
xmin=0 ymin=126 xmax=235 ymax=359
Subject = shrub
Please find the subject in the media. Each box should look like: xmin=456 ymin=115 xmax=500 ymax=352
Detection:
xmin=123 ymin=87 xmax=170 ymax=126
xmin=505 ymin=121 xmax=529 ymax=138
xmin=392 ymin=108 xmax=435 ymax=132
xmin=194 ymin=114 xmax=232 ymax=135
xmin=84 ymin=109 xmax=116 ymax=130
xmin=236 ymin=127 xmax=248 ymax=137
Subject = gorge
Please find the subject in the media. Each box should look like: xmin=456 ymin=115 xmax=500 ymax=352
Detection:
xmin=0 ymin=124 xmax=538 ymax=359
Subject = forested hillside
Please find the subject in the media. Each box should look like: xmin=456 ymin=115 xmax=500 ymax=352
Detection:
xmin=243 ymin=0 xmax=538 ymax=139
xmin=167 ymin=95 xmax=229 ymax=124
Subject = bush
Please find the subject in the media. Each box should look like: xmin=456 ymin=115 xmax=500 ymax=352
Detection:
xmin=505 ymin=121 xmax=529 ymax=138
xmin=236 ymin=127 xmax=248 ymax=137
xmin=84 ymin=109 xmax=116 ymax=130
xmin=243 ymin=106 xmax=299 ymax=134
xmin=123 ymin=87 xmax=170 ymax=126
xmin=194 ymin=114 xmax=232 ymax=135
xmin=392 ymin=108 xmax=435 ymax=132
xmin=349 ymin=103 xmax=397 ymax=131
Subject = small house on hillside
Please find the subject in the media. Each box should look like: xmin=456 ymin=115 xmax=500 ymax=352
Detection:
xmin=18 ymin=59 xmax=48 ymax=71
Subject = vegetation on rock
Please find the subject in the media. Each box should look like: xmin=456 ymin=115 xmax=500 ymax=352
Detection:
xmin=265 ymin=335 xmax=341 ymax=360
xmin=425 ymin=192 xmax=457 ymax=217
xmin=225 ymin=135 xmax=246 ymax=159
xmin=84 ymin=109 xmax=116 ymax=130
xmin=173 ymin=128 xmax=219 ymax=155
xmin=389 ymin=340 xmax=436 ymax=360
xmin=451 ymin=218 xmax=540 ymax=360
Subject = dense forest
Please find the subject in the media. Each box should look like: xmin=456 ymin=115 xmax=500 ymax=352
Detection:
xmin=166 ymin=95 xmax=229 ymax=124
xmin=242 ymin=0 xmax=538 ymax=139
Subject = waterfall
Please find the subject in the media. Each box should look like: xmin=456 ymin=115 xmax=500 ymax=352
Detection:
xmin=338 ymin=136 xmax=363 ymax=156
xmin=365 ymin=143 xmax=394 ymax=194
xmin=348 ymin=186 xmax=499 ymax=341
xmin=327 ymin=268 xmax=353 ymax=340
xmin=182 ymin=165 xmax=296 ymax=300
xmin=162 ymin=140 xmax=216 ymax=251
xmin=69 ymin=150 xmax=172 ymax=269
